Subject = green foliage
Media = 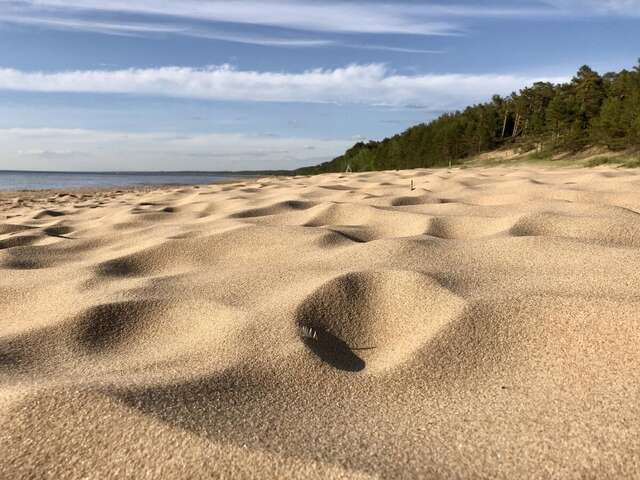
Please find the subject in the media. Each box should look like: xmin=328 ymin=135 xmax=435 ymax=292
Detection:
xmin=527 ymin=147 xmax=554 ymax=162
xmin=585 ymin=156 xmax=640 ymax=168
xmin=585 ymin=156 xmax=621 ymax=167
xmin=297 ymin=60 xmax=640 ymax=174
xmin=624 ymin=158 xmax=640 ymax=168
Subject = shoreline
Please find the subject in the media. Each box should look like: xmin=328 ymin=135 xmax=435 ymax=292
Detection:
xmin=0 ymin=177 xmax=260 ymax=203
xmin=0 ymin=171 xmax=265 ymax=196
xmin=0 ymin=178 xmax=263 ymax=219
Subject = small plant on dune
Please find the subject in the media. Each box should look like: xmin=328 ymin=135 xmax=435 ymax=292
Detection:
xmin=586 ymin=156 xmax=620 ymax=167
xmin=527 ymin=146 xmax=555 ymax=162
xmin=584 ymin=156 xmax=640 ymax=168
xmin=623 ymin=158 xmax=640 ymax=168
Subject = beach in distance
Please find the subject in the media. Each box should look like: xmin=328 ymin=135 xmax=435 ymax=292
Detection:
xmin=1 ymin=165 xmax=640 ymax=478
xmin=0 ymin=170 xmax=249 ymax=191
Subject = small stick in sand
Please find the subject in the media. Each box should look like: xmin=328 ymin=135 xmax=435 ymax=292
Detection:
xmin=410 ymin=180 xmax=415 ymax=191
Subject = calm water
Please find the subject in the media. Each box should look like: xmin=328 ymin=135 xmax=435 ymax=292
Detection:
xmin=0 ymin=171 xmax=248 ymax=191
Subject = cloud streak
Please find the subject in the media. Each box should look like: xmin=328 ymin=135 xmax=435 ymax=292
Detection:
xmin=0 ymin=13 xmax=337 ymax=46
xmin=0 ymin=128 xmax=352 ymax=170
xmin=0 ymin=64 xmax=568 ymax=110
xmin=0 ymin=14 xmax=441 ymax=51
xmin=0 ymin=14 xmax=187 ymax=37
xmin=11 ymin=0 xmax=462 ymax=35
xmin=3 ymin=1 xmax=637 ymax=46
xmin=8 ymin=1 xmax=635 ymax=52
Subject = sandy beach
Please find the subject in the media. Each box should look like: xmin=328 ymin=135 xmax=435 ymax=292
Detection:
xmin=1 ymin=166 xmax=640 ymax=479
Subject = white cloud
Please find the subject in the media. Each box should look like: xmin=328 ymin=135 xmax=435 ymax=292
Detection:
xmin=0 ymin=64 xmax=568 ymax=109
xmin=0 ymin=128 xmax=352 ymax=171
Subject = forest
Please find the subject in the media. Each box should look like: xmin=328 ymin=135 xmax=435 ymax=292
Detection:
xmin=297 ymin=61 xmax=640 ymax=174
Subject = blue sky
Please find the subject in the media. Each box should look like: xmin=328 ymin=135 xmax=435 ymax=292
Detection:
xmin=0 ymin=0 xmax=639 ymax=171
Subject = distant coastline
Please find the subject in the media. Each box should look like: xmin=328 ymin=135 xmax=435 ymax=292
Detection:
xmin=0 ymin=169 xmax=291 ymax=176
xmin=0 ymin=170 xmax=283 ymax=192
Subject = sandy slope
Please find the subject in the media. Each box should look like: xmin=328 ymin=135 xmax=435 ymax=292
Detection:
xmin=1 ymin=166 xmax=640 ymax=479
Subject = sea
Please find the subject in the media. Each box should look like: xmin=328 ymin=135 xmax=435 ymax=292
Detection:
xmin=0 ymin=171 xmax=250 ymax=191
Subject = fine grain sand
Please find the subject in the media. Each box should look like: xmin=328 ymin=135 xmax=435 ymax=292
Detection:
xmin=1 ymin=166 xmax=640 ymax=479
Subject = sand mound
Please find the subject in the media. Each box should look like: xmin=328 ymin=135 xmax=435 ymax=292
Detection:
xmin=0 ymin=234 xmax=41 ymax=250
xmin=0 ymin=223 xmax=34 ymax=235
xmin=296 ymin=270 xmax=465 ymax=371
xmin=427 ymin=215 xmax=516 ymax=239
xmin=231 ymin=199 xmax=316 ymax=218
xmin=510 ymin=211 xmax=640 ymax=247
xmin=389 ymin=193 xmax=440 ymax=206
xmin=2 ymin=166 xmax=640 ymax=478
xmin=74 ymin=300 xmax=164 ymax=354
xmin=301 ymin=203 xmax=430 ymax=240
xmin=32 ymin=209 xmax=67 ymax=219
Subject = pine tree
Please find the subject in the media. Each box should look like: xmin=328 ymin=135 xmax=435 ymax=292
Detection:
xmin=296 ymin=61 xmax=640 ymax=175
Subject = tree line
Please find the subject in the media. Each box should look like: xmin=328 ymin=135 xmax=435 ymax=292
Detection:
xmin=296 ymin=61 xmax=640 ymax=174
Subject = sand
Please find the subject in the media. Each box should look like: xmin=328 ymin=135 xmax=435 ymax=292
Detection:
xmin=1 ymin=166 xmax=640 ymax=479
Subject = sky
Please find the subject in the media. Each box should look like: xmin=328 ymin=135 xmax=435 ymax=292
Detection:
xmin=0 ymin=0 xmax=639 ymax=171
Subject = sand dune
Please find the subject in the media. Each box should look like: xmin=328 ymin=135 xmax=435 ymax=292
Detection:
xmin=1 ymin=166 xmax=640 ymax=479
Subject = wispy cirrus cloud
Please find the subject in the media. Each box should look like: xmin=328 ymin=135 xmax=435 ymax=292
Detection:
xmin=0 ymin=14 xmax=442 ymax=51
xmin=8 ymin=0 xmax=462 ymax=35
xmin=0 ymin=1 xmax=459 ymax=50
xmin=11 ymin=0 xmax=640 ymax=37
xmin=3 ymin=1 xmax=637 ymax=46
xmin=0 ymin=64 xmax=568 ymax=110
xmin=0 ymin=13 xmax=337 ymax=46
xmin=0 ymin=14 xmax=188 ymax=37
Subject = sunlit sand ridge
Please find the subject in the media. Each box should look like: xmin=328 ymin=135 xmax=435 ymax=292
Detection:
xmin=1 ymin=166 xmax=640 ymax=478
